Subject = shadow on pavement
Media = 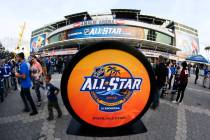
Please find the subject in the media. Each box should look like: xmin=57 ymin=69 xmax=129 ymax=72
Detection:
xmin=66 ymin=118 xmax=147 ymax=137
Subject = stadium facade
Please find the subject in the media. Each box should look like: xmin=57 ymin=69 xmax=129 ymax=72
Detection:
xmin=30 ymin=9 xmax=199 ymax=64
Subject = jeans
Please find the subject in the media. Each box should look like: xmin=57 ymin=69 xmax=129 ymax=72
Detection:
xmin=20 ymin=88 xmax=37 ymax=113
xmin=4 ymin=76 xmax=10 ymax=89
xmin=176 ymin=84 xmax=187 ymax=103
xmin=11 ymin=77 xmax=17 ymax=90
xmin=195 ymin=75 xmax=199 ymax=84
xmin=168 ymin=75 xmax=174 ymax=89
xmin=34 ymin=80 xmax=41 ymax=102
xmin=0 ymin=79 xmax=4 ymax=102
xmin=151 ymin=87 xmax=163 ymax=109
xmin=48 ymin=101 xmax=62 ymax=118
xmin=47 ymin=66 xmax=51 ymax=74
xmin=50 ymin=66 xmax=55 ymax=74
xmin=203 ymin=76 xmax=208 ymax=87
xmin=57 ymin=65 xmax=62 ymax=74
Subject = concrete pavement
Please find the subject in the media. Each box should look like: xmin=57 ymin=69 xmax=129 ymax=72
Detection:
xmin=0 ymin=74 xmax=210 ymax=140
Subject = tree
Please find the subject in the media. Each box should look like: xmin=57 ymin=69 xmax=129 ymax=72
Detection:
xmin=0 ymin=41 xmax=14 ymax=59
xmin=205 ymin=46 xmax=210 ymax=51
xmin=0 ymin=42 xmax=5 ymax=51
xmin=107 ymin=66 xmax=120 ymax=76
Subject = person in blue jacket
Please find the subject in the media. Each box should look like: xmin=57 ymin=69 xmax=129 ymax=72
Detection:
xmin=203 ymin=66 xmax=209 ymax=88
xmin=168 ymin=64 xmax=176 ymax=89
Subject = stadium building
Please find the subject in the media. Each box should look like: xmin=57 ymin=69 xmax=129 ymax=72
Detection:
xmin=30 ymin=9 xmax=199 ymax=64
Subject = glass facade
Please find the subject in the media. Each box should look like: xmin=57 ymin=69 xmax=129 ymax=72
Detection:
xmin=156 ymin=31 xmax=173 ymax=45
xmin=48 ymin=31 xmax=67 ymax=44
xmin=145 ymin=29 xmax=173 ymax=45
xmin=48 ymin=33 xmax=61 ymax=43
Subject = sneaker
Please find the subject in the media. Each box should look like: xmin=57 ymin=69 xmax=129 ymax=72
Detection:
xmin=37 ymin=102 xmax=41 ymax=107
xmin=47 ymin=117 xmax=54 ymax=121
xmin=58 ymin=113 xmax=62 ymax=118
xmin=23 ymin=108 xmax=30 ymax=112
xmin=30 ymin=111 xmax=38 ymax=116
xmin=151 ymin=107 xmax=157 ymax=111
xmin=150 ymin=105 xmax=158 ymax=110
xmin=172 ymin=100 xmax=178 ymax=104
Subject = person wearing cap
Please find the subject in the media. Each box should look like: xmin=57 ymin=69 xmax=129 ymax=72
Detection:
xmin=15 ymin=52 xmax=38 ymax=116
xmin=173 ymin=61 xmax=189 ymax=104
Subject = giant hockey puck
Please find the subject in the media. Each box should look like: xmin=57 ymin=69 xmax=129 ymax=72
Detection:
xmin=61 ymin=41 xmax=155 ymax=129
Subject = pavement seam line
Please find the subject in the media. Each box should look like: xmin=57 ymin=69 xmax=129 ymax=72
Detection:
xmin=175 ymin=106 xmax=187 ymax=140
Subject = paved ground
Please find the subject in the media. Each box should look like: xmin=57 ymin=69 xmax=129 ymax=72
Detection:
xmin=0 ymin=74 xmax=209 ymax=140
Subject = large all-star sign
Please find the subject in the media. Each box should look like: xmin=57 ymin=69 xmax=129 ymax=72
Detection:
xmin=61 ymin=41 xmax=155 ymax=129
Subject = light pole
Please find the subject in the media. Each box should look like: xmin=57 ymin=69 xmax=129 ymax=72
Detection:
xmin=204 ymin=46 xmax=210 ymax=61
xmin=205 ymin=46 xmax=210 ymax=51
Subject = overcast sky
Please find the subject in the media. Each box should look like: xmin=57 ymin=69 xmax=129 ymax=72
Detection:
xmin=0 ymin=0 xmax=209 ymax=58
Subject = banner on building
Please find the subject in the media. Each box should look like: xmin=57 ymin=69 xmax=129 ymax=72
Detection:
xmin=30 ymin=34 xmax=46 ymax=53
xmin=175 ymin=31 xmax=199 ymax=58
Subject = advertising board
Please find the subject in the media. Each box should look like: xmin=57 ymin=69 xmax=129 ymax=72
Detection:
xmin=30 ymin=34 xmax=46 ymax=53
xmin=68 ymin=25 xmax=145 ymax=40
xmin=175 ymin=30 xmax=199 ymax=57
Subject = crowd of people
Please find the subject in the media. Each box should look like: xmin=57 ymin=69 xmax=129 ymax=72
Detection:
xmin=151 ymin=55 xmax=210 ymax=110
xmin=0 ymin=53 xmax=71 ymax=120
xmin=0 ymin=52 xmax=209 ymax=118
